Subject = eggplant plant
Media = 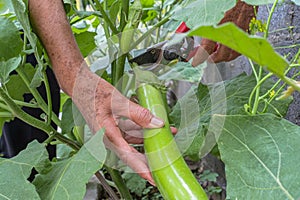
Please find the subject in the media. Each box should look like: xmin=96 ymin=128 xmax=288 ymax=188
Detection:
xmin=0 ymin=0 xmax=300 ymax=199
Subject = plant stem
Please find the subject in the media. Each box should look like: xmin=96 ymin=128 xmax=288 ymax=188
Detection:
xmin=95 ymin=171 xmax=120 ymax=200
xmin=0 ymin=102 xmax=11 ymax=112
xmin=13 ymin=100 xmax=39 ymax=108
xmin=15 ymin=67 xmax=61 ymax=127
xmin=282 ymin=76 xmax=300 ymax=92
xmin=94 ymin=0 xmax=118 ymax=35
xmin=250 ymin=68 xmax=263 ymax=114
xmin=249 ymin=0 xmax=278 ymax=115
xmin=130 ymin=14 xmax=170 ymax=50
xmin=54 ymin=133 xmax=81 ymax=150
xmin=156 ymin=0 xmax=164 ymax=43
xmin=105 ymin=166 xmax=133 ymax=200
xmin=0 ymin=112 xmax=14 ymax=118
xmin=119 ymin=0 xmax=129 ymax=31
xmin=0 ymin=86 xmax=82 ymax=150
xmin=291 ymin=47 xmax=300 ymax=64
xmin=42 ymin=70 xmax=52 ymax=126
xmin=112 ymin=54 xmax=126 ymax=87
xmin=0 ymin=87 xmax=54 ymax=134
xmin=264 ymin=0 xmax=278 ymax=39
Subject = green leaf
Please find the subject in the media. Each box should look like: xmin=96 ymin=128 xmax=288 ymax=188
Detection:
xmin=30 ymin=66 xmax=44 ymax=88
xmin=33 ymin=130 xmax=106 ymax=200
xmin=188 ymin=23 xmax=288 ymax=77
xmin=291 ymin=0 xmax=300 ymax=5
xmin=215 ymin=114 xmax=300 ymax=199
xmin=0 ymin=140 xmax=49 ymax=200
xmin=61 ymin=98 xmax=85 ymax=137
xmin=127 ymin=0 xmax=143 ymax=27
xmin=243 ymin=0 xmax=284 ymax=5
xmin=11 ymin=0 xmax=44 ymax=88
xmin=74 ymin=31 xmax=96 ymax=57
xmin=133 ymin=67 xmax=162 ymax=86
xmin=0 ymin=16 xmax=23 ymax=60
xmin=172 ymin=0 xmax=236 ymax=28
xmin=11 ymin=0 xmax=37 ymax=50
xmin=0 ymin=0 xmax=14 ymax=15
xmin=109 ymin=0 xmax=121 ymax=24
xmin=0 ymin=107 xmax=13 ymax=137
xmin=172 ymin=73 xmax=292 ymax=160
xmin=158 ymin=62 xmax=205 ymax=82
xmin=123 ymin=172 xmax=147 ymax=197
xmin=140 ymin=0 xmax=154 ymax=7
xmin=5 ymin=63 xmax=35 ymax=101
xmin=141 ymin=10 xmax=157 ymax=23
xmin=199 ymin=170 xmax=218 ymax=182
xmin=0 ymin=56 xmax=21 ymax=84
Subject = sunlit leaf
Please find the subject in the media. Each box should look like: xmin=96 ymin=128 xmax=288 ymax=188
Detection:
xmin=172 ymin=0 xmax=236 ymax=28
xmin=188 ymin=23 xmax=288 ymax=77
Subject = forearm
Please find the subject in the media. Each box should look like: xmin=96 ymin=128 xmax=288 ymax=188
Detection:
xmin=28 ymin=0 xmax=86 ymax=96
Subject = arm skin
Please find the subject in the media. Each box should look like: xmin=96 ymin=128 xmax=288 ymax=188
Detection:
xmin=28 ymin=0 xmax=165 ymax=185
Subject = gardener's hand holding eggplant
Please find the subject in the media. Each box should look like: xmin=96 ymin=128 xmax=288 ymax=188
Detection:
xmin=192 ymin=0 xmax=258 ymax=65
xmin=29 ymin=0 xmax=175 ymax=185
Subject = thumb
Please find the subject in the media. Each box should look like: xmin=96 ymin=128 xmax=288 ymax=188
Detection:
xmin=127 ymin=101 xmax=164 ymax=128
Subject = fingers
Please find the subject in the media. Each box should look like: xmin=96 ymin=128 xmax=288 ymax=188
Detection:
xmin=208 ymin=45 xmax=240 ymax=63
xmin=170 ymin=127 xmax=177 ymax=135
xmin=119 ymin=119 xmax=178 ymax=144
xmin=101 ymin=118 xmax=155 ymax=185
xmin=109 ymin=85 xmax=164 ymax=129
xmin=124 ymin=101 xmax=164 ymax=129
xmin=192 ymin=39 xmax=216 ymax=66
xmin=104 ymin=136 xmax=155 ymax=185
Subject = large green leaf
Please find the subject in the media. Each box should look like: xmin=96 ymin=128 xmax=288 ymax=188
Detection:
xmin=0 ymin=16 xmax=23 ymax=60
xmin=172 ymin=0 xmax=236 ymax=28
xmin=188 ymin=23 xmax=288 ymax=77
xmin=215 ymin=114 xmax=300 ymax=199
xmin=0 ymin=140 xmax=49 ymax=200
xmin=33 ymin=130 xmax=106 ymax=200
xmin=171 ymin=73 xmax=292 ymax=159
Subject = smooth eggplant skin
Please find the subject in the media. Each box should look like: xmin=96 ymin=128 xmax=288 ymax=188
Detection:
xmin=137 ymin=84 xmax=208 ymax=200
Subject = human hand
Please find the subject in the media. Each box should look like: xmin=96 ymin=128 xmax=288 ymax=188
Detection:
xmin=192 ymin=0 xmax=258 ymax=65
xmin=72 ymin=66 xmax=176 ymax=185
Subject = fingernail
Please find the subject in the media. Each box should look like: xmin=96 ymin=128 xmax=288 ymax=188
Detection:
xmin=150 ymin=117 xmax=164 ymax=127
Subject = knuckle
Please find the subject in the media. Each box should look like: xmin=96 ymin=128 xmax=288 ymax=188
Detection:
xmin=134 ymin=106 xmax=152 ymax=124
